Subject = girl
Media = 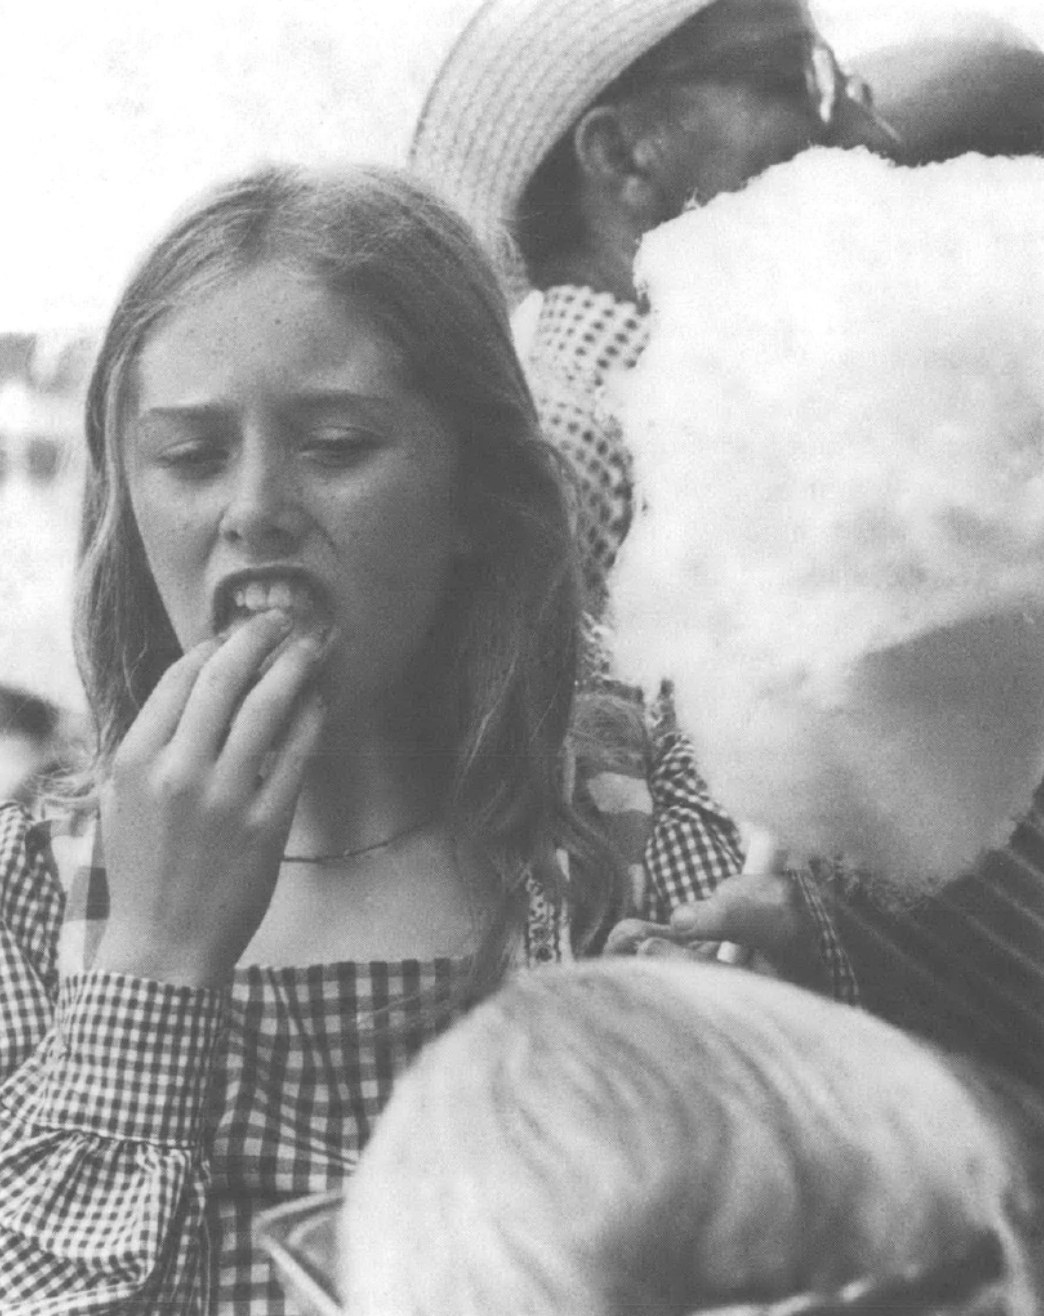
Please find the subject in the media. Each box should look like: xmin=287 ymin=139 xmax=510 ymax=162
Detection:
xmin=0 ymin=164 xmax=754 ymax=1315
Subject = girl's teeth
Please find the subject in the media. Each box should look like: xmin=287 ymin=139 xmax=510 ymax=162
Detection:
xmin=222 ymin=579 xmax=320 ymax=632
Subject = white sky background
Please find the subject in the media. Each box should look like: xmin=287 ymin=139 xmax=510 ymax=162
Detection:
xmin=1 ymin=0 xmax=1043 ymax=710
xmin=3 ymin=0 xmax=1044 ymax=332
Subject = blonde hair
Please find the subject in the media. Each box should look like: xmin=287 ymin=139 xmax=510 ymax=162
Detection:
xmin=340 ymin=960 xmax=1043 ymax=1314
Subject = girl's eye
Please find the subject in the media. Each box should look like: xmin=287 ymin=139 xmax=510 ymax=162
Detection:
xmin=156 ymin=440 xmax=229 ymax=477
xmin=300 ymin=427 xmax=379 ymax=466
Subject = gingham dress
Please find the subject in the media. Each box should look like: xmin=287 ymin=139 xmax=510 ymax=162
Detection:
xmin=0 ymin=728 xmax=853 ymax=1315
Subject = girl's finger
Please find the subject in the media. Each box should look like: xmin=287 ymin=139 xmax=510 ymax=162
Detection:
xmin=117 ymin=638 xmax=220 ymax=760
xmin=252 ymin=688 xmax=326 ymax=826
xmin=171 ymin=611 xmax=294 ymax=760
xmin=217 ymin=633 xmax=327 ymax=785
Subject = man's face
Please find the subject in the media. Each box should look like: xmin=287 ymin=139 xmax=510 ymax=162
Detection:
xmin=641 ymin=74 xmax=823 ymax=217
xmin=624 ymin=0 xmax=889 ymax=220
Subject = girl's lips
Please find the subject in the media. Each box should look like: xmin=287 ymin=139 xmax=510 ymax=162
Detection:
xmin=213 ymin=570 xmax=333 ymax=641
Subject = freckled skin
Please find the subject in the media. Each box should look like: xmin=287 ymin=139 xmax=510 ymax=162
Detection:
xmin=126 ymin=265 xmax=463 ymax=736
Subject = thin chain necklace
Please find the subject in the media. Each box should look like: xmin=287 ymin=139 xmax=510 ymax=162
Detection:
xmin=282 ymin=815 xmax=436 ymax=865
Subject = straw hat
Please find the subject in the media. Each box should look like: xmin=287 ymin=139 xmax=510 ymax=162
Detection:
xmin=410 ymin=0 xmax=899 ymax=290
xmin=409 ymin=0 xmax=722 ymax=268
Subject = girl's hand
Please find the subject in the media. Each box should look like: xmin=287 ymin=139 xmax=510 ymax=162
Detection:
xmin=94 ymin=611 xmax=326 ymax=988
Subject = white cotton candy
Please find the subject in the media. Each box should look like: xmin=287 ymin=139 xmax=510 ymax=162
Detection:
xmin=611 ymin=148 xmax=1044 ymax=897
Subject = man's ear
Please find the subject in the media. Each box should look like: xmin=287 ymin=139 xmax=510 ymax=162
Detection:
xmin=573 ymin=104 xmax=667 ymax=220
xmin=573 ymin=105 xmax=637 ymax=182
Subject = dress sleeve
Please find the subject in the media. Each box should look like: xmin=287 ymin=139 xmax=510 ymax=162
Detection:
xmin=641 ymin=729 xmax=744 ymax=923
xmin=0 ymin=802 xmax=227 ymax=1315
xmin=789 ymin=866 xmax=860 ymax=1006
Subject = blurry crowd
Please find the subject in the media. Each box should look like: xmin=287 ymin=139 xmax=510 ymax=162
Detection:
xmin=2 ymin=2 xmax=1044 ymax=1314
xmin=0 ymin=329 xmax=92 ymax=799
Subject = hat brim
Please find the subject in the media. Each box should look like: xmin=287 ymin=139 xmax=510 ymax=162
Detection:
xmin=410 ymin=0 xmax=724 ymax=274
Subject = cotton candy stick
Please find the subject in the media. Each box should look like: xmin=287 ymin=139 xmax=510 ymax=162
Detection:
xmin=716 ymin=825 xmax=787 ymax=965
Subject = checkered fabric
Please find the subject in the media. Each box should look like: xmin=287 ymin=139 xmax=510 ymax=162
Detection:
xmin=516 ymin=283 xmax=649 ymax=601
xmin=641 ymin=731 xmax=744 ymax=922
xmin=791 ymin=866 xmax=860 ymax=1003
xmin=207 ymin=960 xmax=469 ymax=1313
xmin=0 ymin=803 xmax=474 ymax=1316
xmin=0 ymin=723 xmax=852 ymax=1315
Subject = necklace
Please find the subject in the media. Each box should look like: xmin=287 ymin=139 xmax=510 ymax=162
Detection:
xmin=282 ymin=815 xmax=436 ymax=865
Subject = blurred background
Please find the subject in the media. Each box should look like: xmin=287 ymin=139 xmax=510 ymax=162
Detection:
xmin=1 ymin=0 xmax=1042 ymax=778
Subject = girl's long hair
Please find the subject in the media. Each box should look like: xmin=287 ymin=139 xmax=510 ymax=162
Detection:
xmin=76 ymin=164 xmax=629 ymax=994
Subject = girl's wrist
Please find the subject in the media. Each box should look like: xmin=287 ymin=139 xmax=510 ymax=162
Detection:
xmin=93 ymin=925 xmax=235 ymax=990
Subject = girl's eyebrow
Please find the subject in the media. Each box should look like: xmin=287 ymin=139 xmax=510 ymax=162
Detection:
xmin=137 ymin=403 xmax=228 ymax=424
xmin=132 ymin=404 xmax=230 ymax=443
xmin=134 ymin=391 xmax=398 ymax=436
xmin=285 ymin=389 xmax=399 ymax=411
xmin=139 ymin=391 xmax=398 ymax=418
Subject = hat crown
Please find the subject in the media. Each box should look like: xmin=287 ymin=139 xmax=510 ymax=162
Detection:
xmin=410 ymin=0 xmax=722 ymax=276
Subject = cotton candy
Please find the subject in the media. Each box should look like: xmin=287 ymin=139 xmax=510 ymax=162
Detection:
xmin=611 ymin=147 xmax=1044 ymax=897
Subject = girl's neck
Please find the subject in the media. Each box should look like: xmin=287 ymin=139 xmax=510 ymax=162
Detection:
xmin=288 ymin=730 xmax=448 ymax=860
xmin=242 ymin=736 xmax=488 ymax=968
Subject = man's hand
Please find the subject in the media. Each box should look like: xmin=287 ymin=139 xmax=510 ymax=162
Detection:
xmin=604 ymin=864 xmax=827 ymax=992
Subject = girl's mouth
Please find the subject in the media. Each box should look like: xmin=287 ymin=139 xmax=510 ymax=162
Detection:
xmin=213 ymin=571 xmax=333 ymax=642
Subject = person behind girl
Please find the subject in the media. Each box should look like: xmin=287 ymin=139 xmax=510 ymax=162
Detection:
xmin=0 ymin=162 xmax=772 ymax=1315
xmin=339 ymin=958 xmax=1044 ymax=1315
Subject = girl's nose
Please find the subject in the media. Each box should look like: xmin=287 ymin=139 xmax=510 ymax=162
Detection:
xmin=219 ymin=435 xmax=306 ymax=551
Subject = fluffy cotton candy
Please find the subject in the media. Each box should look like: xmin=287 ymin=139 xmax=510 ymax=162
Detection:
xmin=611 ymin=148 xmax=1044 ymax=898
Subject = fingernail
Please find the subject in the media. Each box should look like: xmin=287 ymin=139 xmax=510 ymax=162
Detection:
xmin=671 ymin=906 xmax=699 ymax=934
xmin=252 ymin=609 xmax=293 ymax=635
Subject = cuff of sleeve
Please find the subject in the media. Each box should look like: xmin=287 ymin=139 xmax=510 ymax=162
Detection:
xmin=38 ymin=971 xmax=228 ymax=1146
xmin=790 ymin=868 xmax=861 ymax=1006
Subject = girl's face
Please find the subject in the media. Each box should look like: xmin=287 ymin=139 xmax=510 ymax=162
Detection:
xmin=125 ymin=262 xmax=463 ymax=731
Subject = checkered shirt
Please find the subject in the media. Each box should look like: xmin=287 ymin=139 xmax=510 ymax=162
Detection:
xmin=515 ymin=283 xmax=649 ymax=603
xmin=0 ymin=728 xmax=853 ymax=1314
